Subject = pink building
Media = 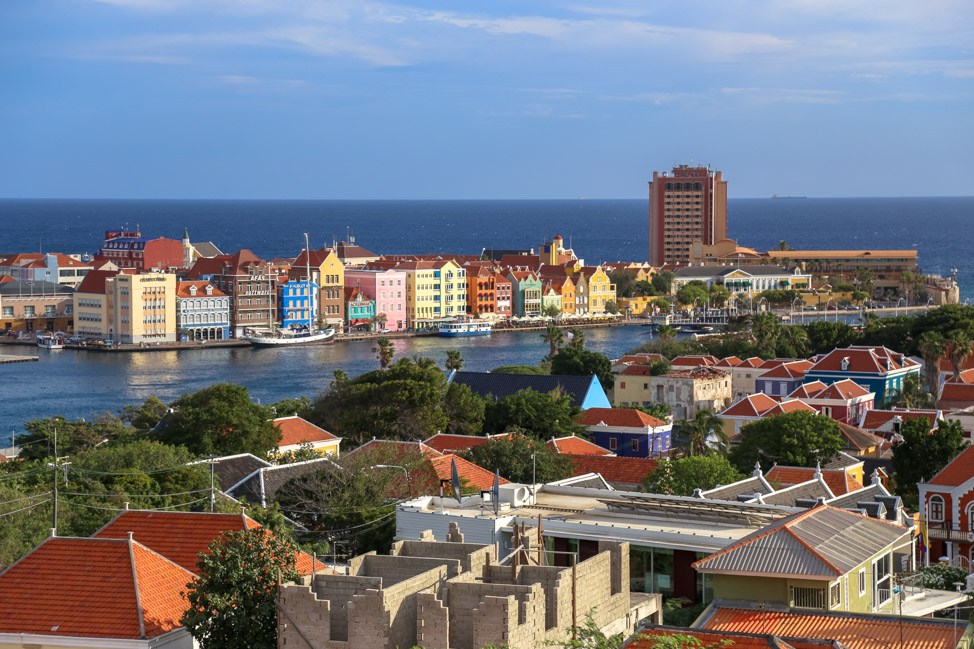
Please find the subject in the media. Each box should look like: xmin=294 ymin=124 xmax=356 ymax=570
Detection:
xmin=345 ymin=268 xmax=408 ymax=331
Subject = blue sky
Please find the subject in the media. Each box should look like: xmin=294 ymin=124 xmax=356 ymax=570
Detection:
xmin=1 ymin=0 xmax=972 ymax=199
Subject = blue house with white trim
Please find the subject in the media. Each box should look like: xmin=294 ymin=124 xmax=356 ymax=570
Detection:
xmin=576 ymin=407 xmax=673 ymax=457
xmin=804 ymin=346 xmax=921 ymax=406
xmin=280 ymin=279 xmax=319 ymax=329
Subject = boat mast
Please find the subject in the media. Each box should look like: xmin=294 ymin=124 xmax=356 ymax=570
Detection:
xmin=304 ymin=233 xmax=313 ymax=331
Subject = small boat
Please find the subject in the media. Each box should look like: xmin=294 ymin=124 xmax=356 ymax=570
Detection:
xmin=245 ymin=325 xmax=335 ymax=347
xmin=680 ymin=324 xmax=715 ymax=334
xmin=437 ymin=321 xmax=493 ymax=337
xmin=36 ymin=334 xmax=65 ymax=350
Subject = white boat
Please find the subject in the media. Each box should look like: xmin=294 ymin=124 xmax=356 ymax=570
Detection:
xmin=36 ymin=334 xmax=65 ymax=350
xmin=437 ymin=321 xmax=492 ymax=337
xmin=244 ymin=232 xmax=337 ymax=348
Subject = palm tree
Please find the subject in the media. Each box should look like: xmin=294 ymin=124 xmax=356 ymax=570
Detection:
xmin=445 ymin=350 xmax=464 ymax=372
xmin=893 ymin=374 xmax=933 ymax=409
xmin=945 ymin=330 xmax=973 ymax=381
xmin=567 ymin=328 xmax=586 ymax=349
xmin=372 ymin=337 xmax=395 ymax=369
xmin=778 ymin=325 xmax=810 ymax=358
xmin=657 ymin=324 xmax=677 ymax=345
xmin=681 ymin=409 xmax=727 ymax=457
xmin=542 ymin=324 xmax=563 ymax=358
xmin=918 ymin=331 xmax=946 ymax=391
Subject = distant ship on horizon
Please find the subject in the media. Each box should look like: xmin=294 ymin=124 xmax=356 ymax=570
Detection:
xmin=771 ymin=194 xmax=807 ymax=199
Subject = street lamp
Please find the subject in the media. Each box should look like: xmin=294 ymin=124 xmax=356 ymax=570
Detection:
xmin=792 ymin=297 xmax=803 ymax=325
xmin=372 ymin=464 xmax=411 ymax=498
xmin=895 ymin=298 xmax=905 ymax=317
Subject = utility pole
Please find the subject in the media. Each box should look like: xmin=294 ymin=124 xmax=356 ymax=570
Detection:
xmin=51 ymin=428 xmax=58 ymax=534
xmin=209 ymin=457 xmax=216 ymax=512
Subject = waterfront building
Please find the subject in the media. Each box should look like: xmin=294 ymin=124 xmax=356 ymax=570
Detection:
xmin=292 ymin=247 xmax=345 ymax=331
xmin=344 ymin=286 xmax=375 ymax=330
xmin=464 ymin=262 xmax=497 ymax=318
xmin=0 ymin=280 xmax=74 ymax=334
xmin=73 ymin=266 xmax=123 ymax=339
xmin=95 ymin=229 xmax=184 ymax=273
xmin=175 ymin=280 xmax=230 ymax=341
xmin=279 ymin=278 xmax=318 ymax=329
xmin=693 ymin=506 xmax=913 ymax=615
xmin=450 ymin=371 xmax=612 ymax=410
xmin=493 ymin=271 xmax=513 ymax=319
xmin=0 ymin=252 xmax=92 ymax=289
xmin=387 ymin=259 xmax=467 ymax=329
xmin=187 ymin=250 xmax=277 ymax=338
xmin=508 ymin=270 xmax=542 ymax=316
xmin=805 ymin=346 xmax=922 ymax=406
xmin=180 ymin=228 xmax=224 ymax=269
xmin=579 ymin=265 xmax=615 ymax=314
xmin=576 ymin=407 xmax=672 ymax=458
xmin=541 ymin=234 xmax=581 ymax=267
xmin=672 ymin=264 xmax=811 ymax=297
xmin=112 ymin=272 xmax=176 ymax=344
xmin=648 ymin=165 xmax=728 ymax=266
xmin=335 ymin=236 xmax=379 ymax=266
xmin=345 ymin=268 xmax=408 ymax=331
xmin=549 ymin=276 xmax=575 ymax=316
xmin=571 ymin=269 xmax=590 ymax=314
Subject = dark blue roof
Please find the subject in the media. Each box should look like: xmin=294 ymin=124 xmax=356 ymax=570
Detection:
xmin=450 ymin=372 xmax=604 ymax=409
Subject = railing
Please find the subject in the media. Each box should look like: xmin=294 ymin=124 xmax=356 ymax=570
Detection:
xmin=790 ymin=586 xmax=826 ymax=609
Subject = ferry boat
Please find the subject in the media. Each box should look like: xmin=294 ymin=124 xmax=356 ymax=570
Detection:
xmin=36 ymin=334 xmax=65 ymax=350
xmin=437 ymin=321 xmax=493 ymax=337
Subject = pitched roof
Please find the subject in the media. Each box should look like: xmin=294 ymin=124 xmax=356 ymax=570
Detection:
xmin=615 ymin=353 xmax=668 ymax=366
xmin=631 ymin=626 xmax=840 ymax=649
xmin=714 ymin=356 xmax=744 ymax=367
xmin=227 ymin=457 xmax=341 ymax=509
xmin=701 ymin=604 xmax=963 ymax=649
xmin=74 ymin=268 xmax=120 ymax=294
xmin=175 ymin=280 xmax=225 ymax=298
xmin=429 ymin=454 xmax=509 ymax=491
xmin=700 ymin=474 xmax=774 ymax=501
xmin=0 ymin=536 xmax=192 ymax=639
xmin=272 ymin=415 xmax=340 ymax=447
xmin=760 ymin=360 xmax=813 ymax=380
xmin=859 ymin=408 xmax=940 ymax=432
xmin=835 ymin=423 xmax=884 ymax=452
xmin=788 ymin=381 xmax=828 ymax=399
xmin=576 ymin=407 xmax=668 ymax=429
xmin=670 ymin=354 xmax=719 ymax=368
xmin=720 ymin=393 xmax=779 ymax=418
xmin=693 ymin=506 xmax=909 ymax=577
xmin=565 ymin=454 xmax=658 ymax=486
xmin=761 ymin=399 xmax=818 ymax=416
xmin=939 ymin=382 xmax=974 ymax=408
xmin=423 ymin=433 xmax=496 ymax=454
xmin=451 ymin=371 xmax=604 ymax=409
xmin=766 ymin=466 xmax=862 ymax=496
xmin=928 ymin=445 xmax=974 ymax=488
xmin=546 ymin=434 xmax=614 ymax=456
xmin=809 ymin=346 xmax=919 ymax=375
xmin=204 ymin=453 xmax=273 ymax=490
xmin=758 ymin=478 xmax=834 ymax=506
xmin=620 ymin=364 xmax=654 ymax=377
xmin=813 ymin=379 xmax=872 ymax=400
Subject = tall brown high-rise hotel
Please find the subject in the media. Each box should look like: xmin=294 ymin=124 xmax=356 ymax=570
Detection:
xmin=648 ymin=165 xmax=727 ymax=266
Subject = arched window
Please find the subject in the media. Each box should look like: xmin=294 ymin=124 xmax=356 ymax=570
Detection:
xmin=967 ymin=503 xmax=974 ymax=530
xmin=929 ymin=495 xmax=945 ymax=522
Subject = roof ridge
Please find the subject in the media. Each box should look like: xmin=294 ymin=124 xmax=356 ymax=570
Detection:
xmin=127 ymin=534 xmax=147 ymax=639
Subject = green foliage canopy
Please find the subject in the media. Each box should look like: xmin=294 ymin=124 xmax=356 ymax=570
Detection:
xmin=730 ymin=411 xmax=844 ymax=472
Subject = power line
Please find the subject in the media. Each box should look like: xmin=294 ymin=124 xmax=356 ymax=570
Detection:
xmin=66 ymin=496 xmax=211 ymax=513
xmin=60 ymin=488 xmax=211 ymax=498
xmin=0 ymin=499 xmax=52 ymax=518
xmin=0 ymin=491 xmax=53 ymax=508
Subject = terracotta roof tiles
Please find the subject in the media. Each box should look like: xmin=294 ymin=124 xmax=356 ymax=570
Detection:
xmin=565 ymin=454 xmax=658 ymax=485
xmin=272 ymin=416 xmax=340 ymax=447
xmin=720 ymin=393 xmax=779 ymax=418
xmin=546 ymin=434 xmax=614 ymax=456
xmin=928 ymin=445 xmax=974 ymax=488
xmin=576 ymin=407 xmax=668 ymax=429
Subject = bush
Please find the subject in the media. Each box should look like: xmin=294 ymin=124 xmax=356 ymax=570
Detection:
xmin=918 ymin=563 xmax=968 ymax=591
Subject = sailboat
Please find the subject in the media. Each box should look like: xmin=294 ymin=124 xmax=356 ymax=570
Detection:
xmin=244 ymin=233 xmax=336 ymax=347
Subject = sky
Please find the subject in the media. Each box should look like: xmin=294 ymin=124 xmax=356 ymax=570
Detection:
xmin=1 ymin=0 xmax=972 ymax=199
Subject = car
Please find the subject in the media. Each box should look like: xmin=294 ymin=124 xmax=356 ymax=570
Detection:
xmin=803 ymin=305 xmax=817 ymax=311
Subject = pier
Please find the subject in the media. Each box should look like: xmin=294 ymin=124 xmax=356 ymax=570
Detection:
xmin=0 ymin=353 xmax=38 ymax=364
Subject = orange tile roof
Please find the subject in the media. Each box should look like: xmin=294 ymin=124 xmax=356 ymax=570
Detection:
xmin=620 ymin=364 xmax=653 ymax=376
xmin=715 ymin=356 xmax=744 ymax=367
xmin=93 ymin=510 xmax=321 ymax=576
xmin=702 ymin=606 xmax=961 ymax=649
xmin=423 ymin=433 xmax=491 ymax=454
xmin=617 ymin=353 xmax=668 ymax=365
xmin=429 ymin=453 xmax=510 ymax=491
xmin=739 ymin=357 xmax=765 ymax=368
xmin=939 ymin=382 xmax=974 ymax=407
xmin=761 ymin=399 xmax=818 ymax=416
xmin=670 ymin=354 xmax=719 ymax=367
xmin=175 ymin=280 xmax=226 ymax=298
xmin=860 ymin=409 xmax=940 ymax=432
xmin=547 ymin=434 xmax=614 ymax=456
xmin=814 ymin=379 xmax=872 ymax=400
xmin=576 ymin=407 xmax=668 ymax=429
xmin=272 ymin=415 xmax=340 ymax=447
xmin=566 ymin=454 xmax=658 ymax=485
xmin=810 ymin=346 xmax=918 ymax=374
xmin=630 ymin=627 xmax=836 ymax=649
xmin=789 ymin=381 xmax=828 ymax=399
xmin=720 ymin=393 xmax=779 ymax=418
xmin=928 ymin=445 xmax=974 ymax=487
xmin=759 ymin=360 xmax=813 ymax=380
xmin=0 ymin=536 xmax=192 ymax=639
xmin=766 ymin=466 xmax=862 ymax=496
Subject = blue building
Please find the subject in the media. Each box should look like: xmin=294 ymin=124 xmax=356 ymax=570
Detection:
xmin=576 ymin=407 xmax=673 ymax=457
xmin=280 ymin=279 xmax=319 ymax=330
xmin=176 ymin=281 xmax=231 ymax=341
xmin=804 ymin=346 xmax=921 ymax=406
xmin=345 ymin=287 xmax=376 ymax=331
xmin=753 ymin=360 xmax=813 ymax=398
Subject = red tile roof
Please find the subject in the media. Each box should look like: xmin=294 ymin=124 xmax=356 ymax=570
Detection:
xmin=739 ymin=357 xmax=765 ymax=368
xmin=546 ymin=434 xmax=614 ymax=456
xmin=701 ymin=606 xmax=961 ymax=649
xmin=620 ymin=364 xmax=653 ymax=376
xmin=860 ymin=409 xmax=940 ymax=432
xmin=630 ymin=627 xmax=835 ymax=649
xmin=720 ymin=393 xmax=779 ymax=418
xmin=766 ymin=466 xmax=862 ymax=496
xmin=75 ymin=268 xmax=120 ymax=294
xmin=272 ymin=416 xmax=340 ymax=447
xmin=810 ymin=346 xmax=919 ymax=374
xmin=761 ymin=399 xmax=818 ymax=416
xmin=759 ymin=360 xmax=813 ymax=380
xmin=566 ymin=454 xmax=658 ymax=485
xmin=789 ymin=381 xmax=828 ymax=399
xmin=616 ymin=353 xmax=667 ymax=366
xmin=939 ymin=382 xmax=974 ymax=408
xmin=670 ymin=354 xmax=719 ymax=367
xmin=715 ymin=356 xmax=744 ymax=367
xmin=423 ymin=433 xmax=490 ymax=454
xmin=429 ymin=454 xmax=509 ymax=492
xmin=93 ymin=510 xmax=321 ymax=576
xmin=576 ymin=407 xmax=668 ymax=429
xmin=0 ymin=536 xmax=192 ymax=639
xmin=813 ymin=379 xmax=872 ymax=400
xmin=928 ymin=445 xmax=974 ymax=487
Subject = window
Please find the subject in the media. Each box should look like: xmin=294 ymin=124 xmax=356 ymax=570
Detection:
xmin=821 ymin=406 xmax=832 ymax=418
xmin=929 ymin=495 xmax=945 ymax=522
xmin=791 ymin=586 xmax=826 ymax=609
xmin=858 ymin=569 xmax=866 ymax=596
xmin=830 ymin=581 xmax=842 ymax=609
xmin=873 ymin=553 xmax=892 ymax=607
xmin=967 ymin=503 xmax=974 ymax=531
xmin=1 ymin=306 xmax=12 ymax=317
xmin=631 ymin=439 xmax=639 ymax=452
xmin=609 ymin=438 xmax=617 ymax=451
xmin=24 ymin=306 xmax=35 ymax=317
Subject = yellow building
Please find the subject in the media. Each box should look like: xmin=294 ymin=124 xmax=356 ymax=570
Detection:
xmin=114 ymin=272 xmax=177 ymax=344
xmin=73 ymin=266 xmax=120 ymax=339
xmin=581 ymin=266 xmax=616 ymax=314
xmin=294 ymin=248 xmax=345 ymax=330
xmin=399 ymin=259 xmax=467 ymax=329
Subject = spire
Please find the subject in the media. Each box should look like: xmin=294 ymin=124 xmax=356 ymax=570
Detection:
xmin=753 ymin=461 xmax=762 ymax=477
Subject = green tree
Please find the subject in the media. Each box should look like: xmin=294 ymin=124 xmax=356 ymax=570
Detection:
xmin=678 ymin=409 xmax=728 ymax=456
xmin=267 ymin=396 xmax=312 ymax=418
xmin=567 ymin=328 xmax=586 ymax=349
xmin=373 ymin=337 xmax=395 ymax=369
xmin=155 ymin=383 xmax=280 ymax=458
xmin=633 ymin=280 xmax=657 ymax=297
xmin=604 ymin=300 xmax=619 ymax=315
xmin=649 ymin=360 xmax=671 ymax=376
xmin=443 ymin=382 xmax=486 ymax=435
xmin=550 ymin=346 xmax=613 ymax=391
xmin=804 ymin=320 xmax=859 ymax=354
xmin=17 ymin=414 xmax=135 ymax=462
xmin=730 ymin=411 xmax=843 ymax=472
xmin=890 ymin=418 xmax=965 ymax=502
xmin=917 ymin=563 xmax=968 ymax=591
xmin=890 ymin=374 xmax=934 ymax=409
xmin=543 ymin=303 xmax=563 ymax=319
xmin=484 ymin=388 xmax=586 ymax=439
xmin=776 ymin=325 xmax=810 ymax=358
xmin=181 ymin=529 xmax=299 ymax=649
xmin=657 ymin=325 xmax=677 ymax=347
xmin=652 ymin=270 xmax=675 ymax=295
xmin=542 ymin=324 xmax=564 ymax=358
xmin=945 ymin=330 xmax=973 ymax=381
xmin=118 ymin=396 xmax=169 ymax=433
xmin=644 ymin=455 xmax=743 ymax=496
xmin=750 ymin=312 xmax=781 ymax=358
xmin=308 ymin=358 xmax=454 ymax=445
xmin=708 ymin=284 xmax=730 ymax=307
xmin=635 ymin=403 xmax=671 ymax=421
xmin=491 ymin=365 xmax=549 ymax=375
xmin=676 ymin=283 xmax=708 ymax=308
xmin=464 ymin=435 xmax=572 ymax=484
xmin=555 ymin=612 xmax=625 ymax=649
xmin=445 ymin=350 xmax=464 ymax=372
xmin=918 ymin=331 xmax=947 ymax=391
xmin=608 ymin=269 xmax=637 ymax=299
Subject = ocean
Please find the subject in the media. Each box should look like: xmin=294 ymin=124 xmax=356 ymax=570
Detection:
xmin=1 ymin=197 xmax=971 ymax=300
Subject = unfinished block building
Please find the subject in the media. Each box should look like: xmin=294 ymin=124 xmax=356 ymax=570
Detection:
xmin=278 ymin=523 xmax=650 ymax=649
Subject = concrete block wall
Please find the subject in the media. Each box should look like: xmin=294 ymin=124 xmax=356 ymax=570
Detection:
xmin=347 ymin=550 xmax=378 ymax=577
xmin=310 ymin=574 xmax=382 ymax=641
xmin=444 ymin=581 xmax=543 ymax=649
xmin=378 ymin=565 xmax=449 ymax=649
xmin=393 ymin=539 xmax=495 ymax=577
xmin=518 ymin=565 xmax=567 ymax=631
xmin=415 ymin=592 xmax=449 ymax=649
xmin=346 ymin=590 xmax=391 ymax=649
xmin=361 ymin=553 xmax=462 ymax=585
xmin=277 ymin=583 xmax=332 ymax=649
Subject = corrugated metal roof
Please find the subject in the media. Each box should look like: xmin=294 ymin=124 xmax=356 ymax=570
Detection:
xmin=702 ymin=475 xmax=774 ymax=500
xmin=695 ymin=525 xmax=837 ymax=577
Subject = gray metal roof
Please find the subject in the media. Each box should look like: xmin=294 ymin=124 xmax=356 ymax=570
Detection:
xmin=759 ymin=479 xmax=833 ymax=506
xmin=695 ymin=506 xmax=910 ymax=578
xmin=701 ymin=475 xmax=774 ymax=501
xmin=0 ymin=280 xmax=74 ymax=295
